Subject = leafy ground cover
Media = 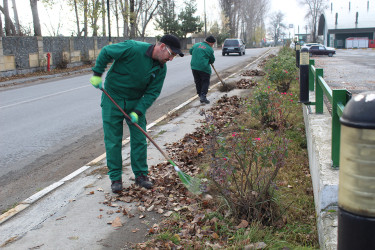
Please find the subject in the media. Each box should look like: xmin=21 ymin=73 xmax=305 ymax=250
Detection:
xmin=102 ymin=48 xmax=318 ymax=249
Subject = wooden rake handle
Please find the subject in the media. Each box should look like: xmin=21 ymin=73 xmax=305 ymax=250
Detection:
xmin=210 ymin=63 xmax=226 ymax=85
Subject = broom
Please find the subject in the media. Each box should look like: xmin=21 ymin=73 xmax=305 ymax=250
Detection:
xmin=211 ymin=63 xmax=236 ymax=92
xmin=100 ymin=88 xmax=202 ymax=195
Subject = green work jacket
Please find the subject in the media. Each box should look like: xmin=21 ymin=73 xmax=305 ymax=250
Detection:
xmin=92 ymin=40 xmax=167 ymax=115
xmin=189 ymin=41 xmax=215 ymax=75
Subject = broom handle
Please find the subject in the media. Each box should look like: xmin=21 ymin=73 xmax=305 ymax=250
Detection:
xmin=210 ymin=63 xmax=226 ymax=85
xmin=100 ymin=88 xmax=176 ymax=166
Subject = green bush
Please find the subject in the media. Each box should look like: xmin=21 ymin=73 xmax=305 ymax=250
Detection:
xmin=264 ymin=49 xmax=297 ymax=92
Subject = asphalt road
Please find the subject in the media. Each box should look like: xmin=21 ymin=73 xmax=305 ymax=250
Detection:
xmin=311 ymin=49 xmax=375 ymax=94
xmin=0 ymin=47 xmax=270 ymax=213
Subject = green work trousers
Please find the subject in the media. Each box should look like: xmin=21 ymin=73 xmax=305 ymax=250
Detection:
xmin=101 ymin=92 xmax=148 ymax=181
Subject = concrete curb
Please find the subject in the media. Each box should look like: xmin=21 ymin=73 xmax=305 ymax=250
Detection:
xmin=303 ymin=91 xmax=338 ymax=250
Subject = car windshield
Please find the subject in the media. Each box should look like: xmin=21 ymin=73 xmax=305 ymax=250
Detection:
xmin=224 ymin=40 xmax=239 ymax=46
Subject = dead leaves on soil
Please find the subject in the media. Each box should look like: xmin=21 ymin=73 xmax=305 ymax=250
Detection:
xmin=98 ymin=95 xmax=247 ymax=248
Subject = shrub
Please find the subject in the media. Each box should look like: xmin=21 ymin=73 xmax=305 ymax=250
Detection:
xmin=202 ymin=108 xmax=289 ymax=225
xmin=250 ymin=84 xmax=297 ymax=129
xmin=264 ymin=50 xmax=297 ymax=92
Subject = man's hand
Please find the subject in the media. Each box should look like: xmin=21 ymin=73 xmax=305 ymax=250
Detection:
xmin=90 ymin=76 xmax=102 ymax=89
xmin=129 ymin=112 xmax=139 ymax=123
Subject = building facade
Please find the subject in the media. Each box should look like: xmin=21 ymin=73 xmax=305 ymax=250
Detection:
xmin=318 ymin=0 xmax=375 ymax=48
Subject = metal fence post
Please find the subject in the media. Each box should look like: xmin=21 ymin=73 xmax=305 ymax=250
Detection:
xmin=331 ymin=89 xmax=349 ymax=168
xmin=338 ymin=91 xmax=375 ymax=249
xmin=309 ymin=59 xmax=315 ymax=91
xmin=315 ymin=68 xmax=324 ymax=114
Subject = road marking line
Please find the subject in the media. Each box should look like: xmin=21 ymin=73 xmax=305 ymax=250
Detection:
xmin=0 ymin=85 xmax=89 ymax=109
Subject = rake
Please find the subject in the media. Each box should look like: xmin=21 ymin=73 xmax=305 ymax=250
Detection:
xmin=100 ymin=88 xmax=202 ymax=194
xmin=211 ymin=63 xmax=236 ymax=92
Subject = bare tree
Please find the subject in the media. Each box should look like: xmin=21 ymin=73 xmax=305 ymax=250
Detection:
xmin=0 ymin=14 xmax=3 ymax=37
xmin=239 ymin=0 xmax=269 ymax=45
xmin=298 ymin=0 xmax=328 ymax=42
xmin=113 ymin=0 xmax=120 ymax=37
xmin=71 ymin=0 xmax=81 ymax=36
xmin=1 ymin=0 xmax=16 ymax=35
xmin=101 ymin=0 xmax=106 ymax=36
xmin=89 ymin=0 xmax=101 ymax=36
xmin=129 ymin=0 xmax=136 ymax=38
xmin=138 ymin=0 xmax=160 ymax=38
xmin=11 ymin=0 xmax=21 ymax=34
xmin=118 ymin=0 xmax=129 ymax=38
xmin=30 ymin=0 xmax=42 ymax=36
xmin=268 ymin=11 xmax=286 ymax=46
xmin=219 ymin=0 xmax=241 ymax=38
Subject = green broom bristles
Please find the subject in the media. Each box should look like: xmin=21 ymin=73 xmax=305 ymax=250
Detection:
xmin=170 ymin=161 xmax=202 ymax=195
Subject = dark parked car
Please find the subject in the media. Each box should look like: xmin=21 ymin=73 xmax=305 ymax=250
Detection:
xmin=222 ymin=39 xmax=246 ymax=56
xmin=308 ymin=45 xmax=336 ymax=57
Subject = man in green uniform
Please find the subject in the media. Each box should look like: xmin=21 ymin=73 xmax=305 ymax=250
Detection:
xmin=90 ymin=35 xmax=184 ymax=193
xmin=189 ymin=35 xmax=216 ymax=104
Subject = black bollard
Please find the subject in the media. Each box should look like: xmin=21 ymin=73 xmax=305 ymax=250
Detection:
xmin=338 ymin=91 xmax=375 ymax=250
xmin=299 ymin=47 xmax=309 ymax=103
xmin=295 ymin=42 xmax=300 ymax=68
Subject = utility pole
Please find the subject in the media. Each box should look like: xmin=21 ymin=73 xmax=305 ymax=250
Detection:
xmin=204 ymin=0 xmax=207 ymax=37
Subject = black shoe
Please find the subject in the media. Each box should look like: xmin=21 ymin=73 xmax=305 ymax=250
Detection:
xmin=111 ymin=180 xmax=123 ymax=193
xmin=200 ymin=97 xmax=210 ymax=104
xmin=135 ymin=175 xmax=153 ymax=189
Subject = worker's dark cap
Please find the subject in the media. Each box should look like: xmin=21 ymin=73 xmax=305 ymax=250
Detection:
xmin=205 ymin=35 xmax=216 ymax=43
xmin=160 ymin=34 xmax=184 ymax=57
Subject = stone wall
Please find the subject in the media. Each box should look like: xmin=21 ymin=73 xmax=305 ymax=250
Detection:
xmin=0 ymin=36 xmax=159 ymax=77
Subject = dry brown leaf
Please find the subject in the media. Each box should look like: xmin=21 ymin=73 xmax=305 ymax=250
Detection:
xmin=164 ymin=211 xmax=173 ymax=217
xmin=237 ymin=220 xmax=249 ymax=229
xmin=111 ymin=217 xmax=123 ymax=227
xmin=211 ymin=232 xmax=219 ymax=239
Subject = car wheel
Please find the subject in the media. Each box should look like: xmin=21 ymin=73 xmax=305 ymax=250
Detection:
xmin=328 ymin=53 xmax=333 ymax=57
xmin=222 ymin=52 xmax=225 ymax=56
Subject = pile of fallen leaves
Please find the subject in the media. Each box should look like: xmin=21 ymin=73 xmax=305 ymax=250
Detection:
xmin=101 ymin=95 xmax=245 ymax=249
xmin=241 ymin=69 xmax=266 ymax=77
xmin=257 ymin=54 xmax=276 ymax=68
xmin=236 ymin=78 xmax=258 ymax=89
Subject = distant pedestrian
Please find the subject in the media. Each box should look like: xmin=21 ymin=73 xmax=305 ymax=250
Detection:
xmin=189 ymin=35 xmax=216 ymax=104
xmin=90 ymin=34 xmax=184 ymax=193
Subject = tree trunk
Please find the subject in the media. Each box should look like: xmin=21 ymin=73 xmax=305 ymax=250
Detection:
xmin=30 ymin=0 xmax=42 ymax=36
xmin=129 ymin=0 xmax=135 ymax=38
xmin=11 ymin=0 xmax=21 ymax=35
xmin=73 ymin=0 xmax=81 ymax=36
xmin=102 ymin=0 xmax=106 ymax=36
xmin=119 ymin=0 xmax=129 ymax=38
xmin=115 ymin=0 xmax=119 ymax=37
xmin=84 ymin=0 xmax=88 ymax=37
xmin=3 ymin=0 xmax=16 ymax=35
xmin=0 ymin=14 xmax=3 ymax=37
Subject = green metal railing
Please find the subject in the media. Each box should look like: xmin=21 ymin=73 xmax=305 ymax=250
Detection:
xmin=308 ymin=59 xmax=352 ymax=168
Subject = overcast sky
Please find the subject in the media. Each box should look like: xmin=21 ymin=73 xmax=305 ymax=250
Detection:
xmin=13 ymin=0 xmax=308 ymax=37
